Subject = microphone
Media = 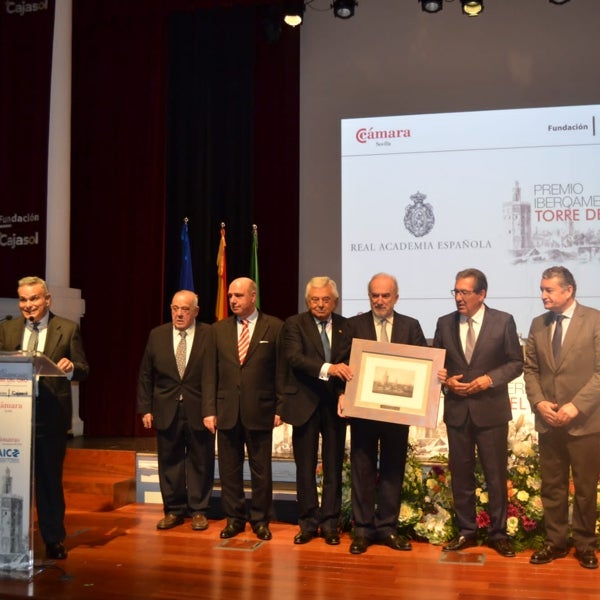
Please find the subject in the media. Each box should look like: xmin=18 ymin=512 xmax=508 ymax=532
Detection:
xmin=29 ymin=316 xmax=35 ymax=323
xmin=0 ymin=314 xmax=13 ymax=322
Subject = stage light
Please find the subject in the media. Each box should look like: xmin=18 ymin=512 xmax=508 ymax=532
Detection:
xmin=284 ymin=1 xmax=305 ymax=27
xmin=420 ymin=0 xmax=443 ymax=13
xmin=332 ymin=0 xmax=357 ymax=19
xmin=461 ymin=0 xmax=484 ymax=16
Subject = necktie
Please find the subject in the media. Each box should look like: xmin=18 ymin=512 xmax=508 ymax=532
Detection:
xmin=238 ymin=319 xmax=250 ymax=365
xmin=380 ymin=318 xmax=389 ymax=343
xmin=552 ymin=314 xmax=565 ymax=364
xmin=320 ymin=321 xmax=331 ymax=362
xmin=28 ymin=321 xmax=40 ymax=352
xmin=464 ymin=317 xmax=475 ymax=363
xmin=175 ymin=331 xmax=187 ymax=378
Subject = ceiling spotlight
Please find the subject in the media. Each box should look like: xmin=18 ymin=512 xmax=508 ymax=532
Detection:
xmin=549 ymin=0 xmax=571 ymax=4
xmin=420 ymin=0 xmax=443 ymax=13
xmin=333 ymin=0 xmax=357 ymax=19
xmin=284 ymin=1 xmax=305 ymax=27
xmin=461 ymin=0 xmax=484 ymax=16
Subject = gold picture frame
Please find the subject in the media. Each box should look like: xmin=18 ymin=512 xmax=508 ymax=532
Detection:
xmin=343 ymin=339 xmax=446 ymax=428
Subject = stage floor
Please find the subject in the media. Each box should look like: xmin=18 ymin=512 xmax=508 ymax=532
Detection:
xmin=1 ymin=503 xmax=597 ymax=600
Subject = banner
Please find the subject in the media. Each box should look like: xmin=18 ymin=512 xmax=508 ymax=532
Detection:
xmin=0 ymin=2 xmax=55 ymax=296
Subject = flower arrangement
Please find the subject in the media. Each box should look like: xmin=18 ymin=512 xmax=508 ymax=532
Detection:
xmin=327 ymin=415 xmax=600 ymax=550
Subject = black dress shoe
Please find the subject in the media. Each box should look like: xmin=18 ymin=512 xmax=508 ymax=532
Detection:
xmin=254 ymin=524 xmax=272 ymax=541
xmin=489 ymin=538 xmax=515 ymax=558
xmin=321 ymin=529 xmax=340 ymax=545
xmin=442 ymin=535 xmax=477 ymax=552
xmin=349 ymin=537 xmax=371 ymax=555
xmin=46 ymin=542 xmax=67 ymax=560
xmin=294 ymin=530 xmax=317 ymax=545
xmin=191 ymin=513 xmax=209 ymax=531
xmin=157 ymin=513 xmax=185 ymax=530
xmin=220 ymin=522 xmax=246 ymax=539
xmin=575 ymin=549 xmax=598 ymax=569
xmin=529 ymin=545 xmax=569 ymax=564
xmin=381 ymin=533 xmax=412 ymax=551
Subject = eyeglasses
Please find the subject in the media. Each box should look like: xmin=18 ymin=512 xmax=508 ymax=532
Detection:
xmin=450 ymin=289 xmax=477 ymax=297
xmin=308 ymin=297 xmax=333 ymax=305
xmin=170 ymin=305 xmax=192 ymax=312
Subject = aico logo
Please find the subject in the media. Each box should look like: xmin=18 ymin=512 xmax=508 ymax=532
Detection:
xmin=355 ymin=127 xmax=411 ymax=144
xmin=0 ymin=448 xmax=20 ymax=458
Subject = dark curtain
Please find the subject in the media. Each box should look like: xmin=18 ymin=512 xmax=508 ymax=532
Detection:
xmin=165 ymin=8 xmax=256 ymax=324
xmin=71 ymin=1 xmax=299 ymax=437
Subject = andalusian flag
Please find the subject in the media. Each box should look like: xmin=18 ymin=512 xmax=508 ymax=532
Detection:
xmin=250 ymin=224 xmax=261 ymax=310
xmin=179 ymin=218 xmax=194 ymax=291
xmin=215 ymin=223 xmax=228 ymax=321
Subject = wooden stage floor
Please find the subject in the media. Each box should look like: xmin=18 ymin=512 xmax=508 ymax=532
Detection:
xmin=1 ymin=503 xmax=598 ymax=600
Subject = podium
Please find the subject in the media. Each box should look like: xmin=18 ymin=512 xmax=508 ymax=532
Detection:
xmin=0 ymin=351 xmax=65 ymax=580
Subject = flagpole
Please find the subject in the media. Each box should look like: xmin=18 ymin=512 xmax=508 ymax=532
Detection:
xmin=215 ymin=222 xmax=228 ymax=321
xmin=250 ymin=224 xmax=261 ymax=310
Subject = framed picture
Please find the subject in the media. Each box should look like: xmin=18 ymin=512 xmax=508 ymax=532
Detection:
xmin=343 ymin=339 xmax=446 ymax=428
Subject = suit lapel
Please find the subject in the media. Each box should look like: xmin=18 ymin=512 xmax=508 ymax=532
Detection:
xmin=451 ymin=313 xmax=466 ymax=363
xmin=44 ymin=314 xmax=63 ymax=360
xmin=304 ymin=312 xmax=325 ymax=360
xmin=244 ymin=313 xmax=268 ymax=362
xmin=390 ymin=312 xmax=405 ymax=344
xmin=557 ymin=306 xmax=582 ymax=368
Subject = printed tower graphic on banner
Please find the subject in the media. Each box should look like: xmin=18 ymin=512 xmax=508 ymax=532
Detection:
xmin=0 ymin=467 xmax=26 ymax=556
xmin=503 ymin=181 xmax=533 ymax=252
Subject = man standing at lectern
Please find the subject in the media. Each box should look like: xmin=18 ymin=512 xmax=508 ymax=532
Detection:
xmin=0 ymin=276 xmax=89 ymax=560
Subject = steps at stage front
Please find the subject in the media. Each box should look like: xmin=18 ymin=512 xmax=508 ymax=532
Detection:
xmin=63 ymin=447 xmax=137 ymax=511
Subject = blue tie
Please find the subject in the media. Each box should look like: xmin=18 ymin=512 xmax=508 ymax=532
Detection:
xmin=320 ymin=321 xmax=331 ymax=362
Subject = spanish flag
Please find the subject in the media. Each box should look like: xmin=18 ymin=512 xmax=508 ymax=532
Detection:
xmin=215 ymin=223 xmax=228 ymax=321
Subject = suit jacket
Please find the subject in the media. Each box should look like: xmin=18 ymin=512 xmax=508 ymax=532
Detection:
xmin=279 ymin=311 xmax=351 ymax=426
xmin=433 ymin=305 xmax=523 ymax=428
xmin=524 ymin=302 xmax=600 ymax=436
xmin=202 ymin=312 xmax=284 ymax=431
xmin=137 ymin=321 xmax=210 ymax=431
xmin=346 ymin=310 xmax=427 ymax=348
xmin=0 ymin=313 xmax=89 ymax=433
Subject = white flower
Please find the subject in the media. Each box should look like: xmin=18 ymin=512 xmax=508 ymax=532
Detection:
xmin=506 ymin=516 xmax=519 ymax=536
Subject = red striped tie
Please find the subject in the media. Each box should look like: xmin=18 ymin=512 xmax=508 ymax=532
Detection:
xmin=238 ymin=319 xmax=250 ymax=365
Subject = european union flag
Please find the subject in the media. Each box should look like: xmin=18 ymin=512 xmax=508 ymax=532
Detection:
xmin=179 ymin=220 xmax=194 ymax=291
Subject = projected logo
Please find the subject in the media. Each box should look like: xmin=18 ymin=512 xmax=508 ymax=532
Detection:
xmin=404 ymin=191 xmax=435 ymax=237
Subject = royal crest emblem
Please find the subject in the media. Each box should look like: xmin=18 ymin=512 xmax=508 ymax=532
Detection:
xmin=404 ymin=191 xmax=435 ymax=238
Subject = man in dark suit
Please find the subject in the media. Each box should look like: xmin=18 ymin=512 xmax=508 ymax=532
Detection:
xmin=280 ymin=276 xmax=352 ymax=546
xmin=339 ymin=273 xmax=427 ymax=554
xmin=524 ymin=266 xmax=600 ymax=569
xmin=0 ymin=276 xmax=89 ymax=560
xmin=433 ymin=268 xmax=523 ymax=558
xmin=137 ymin=290 xmax=214 ymax=532
xmin=202 ymin=277 xmax=284 ymax=542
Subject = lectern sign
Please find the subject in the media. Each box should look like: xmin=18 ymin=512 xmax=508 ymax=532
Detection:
xmin=0 ymin=357 xmax=34 ymax=579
